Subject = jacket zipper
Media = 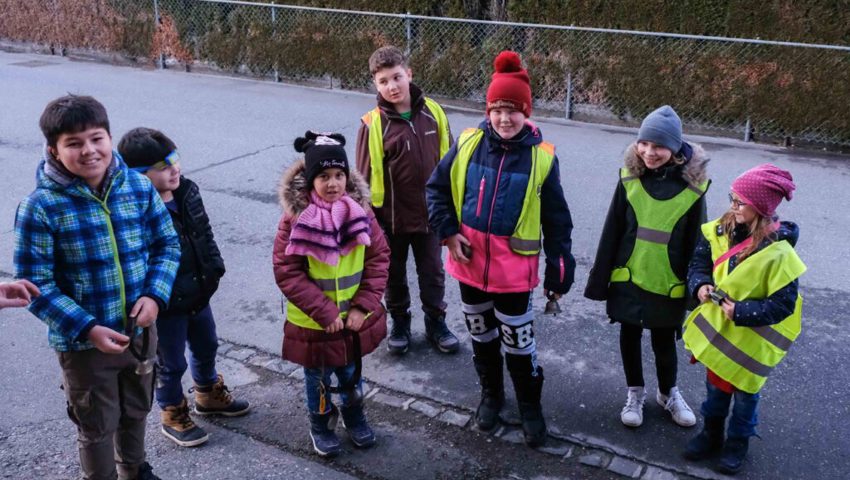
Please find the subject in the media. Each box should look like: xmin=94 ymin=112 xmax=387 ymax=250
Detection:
xmin=476 ymin=176 xmax=486 ymax=217
xmin=78 ymin=172 xmax=125 ymax=327
xmin=388 ymin=163 xmax=396 ymax=234
xmin=408 ymin=120 xmax=431 ymax=234
xmin=483 ymin=151 xmax=507 ymax=291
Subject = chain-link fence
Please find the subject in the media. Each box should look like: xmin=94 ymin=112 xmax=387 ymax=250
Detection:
xmin=3 ymin=0 xmax=849 ymax=148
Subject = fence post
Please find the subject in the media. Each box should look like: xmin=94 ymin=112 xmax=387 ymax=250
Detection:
xmin=743 ymin=117 xmax=752 ymax=142
xmin=153 ymin=0 xmax=165 ymax=69
xmin=405 ymin=12 xmax=412 ymax=56
xmin=564 ymin=72 xmax=573 ymax=120
xmin=271 ymin=6 xmax=280 ymax=82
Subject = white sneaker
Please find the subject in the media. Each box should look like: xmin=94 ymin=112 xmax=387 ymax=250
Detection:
xmin=657 ymin=386 xmax=696 ymax=427
xmin=620 ymin=387 xmax=646 ymax=427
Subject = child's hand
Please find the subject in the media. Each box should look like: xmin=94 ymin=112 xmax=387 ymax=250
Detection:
xmin=324 ymin=316 xmax=344 ymax=334
xmin=721 ymin=297 xmax=736 ymax=320
xmin=346 ymin=308 xmax=368 ymax=332
xmin=697 ymin=284 xmax=715 ymax=303
xmin=0 ymin=279 xmax=40 ymax=308
xmin=447 ymin=233 xmax=471 ymax=264
xmin=88 ymin=325 xmax=130 ymax=354
xmin=130 ymin=296 xmax=159 ymax=328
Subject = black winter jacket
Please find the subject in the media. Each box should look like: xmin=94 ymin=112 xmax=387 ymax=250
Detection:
xmin=584 ymin=143 xmax=709 ymax=328
xmin=166 ymin=177 xmax=225 ymax=315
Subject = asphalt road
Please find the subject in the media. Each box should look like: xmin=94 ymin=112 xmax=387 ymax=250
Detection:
xmin=0 ymin=49 xmax=848 ymax=480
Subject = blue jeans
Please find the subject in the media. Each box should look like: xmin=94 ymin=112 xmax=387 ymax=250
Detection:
xmin=155 ymin=305 xmax=219 ymax=408
xmin=303 ymin=363 xmax=362 ymax=414
xmin=700 ymin=379 xmax=760 ymax=438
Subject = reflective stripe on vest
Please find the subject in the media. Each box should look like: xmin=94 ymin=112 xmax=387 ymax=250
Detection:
xmin=449 ymin=128 xmax=555 ymax=256
xmin=610 ymin=167 xmax=708 ymax=298
xmin=361 ymin=97 xmax=450 ymax=208
xmin=682 ymin=219 xmax=806 ymax=393
xmin=285 ymin=245 xmax=366 ymax=330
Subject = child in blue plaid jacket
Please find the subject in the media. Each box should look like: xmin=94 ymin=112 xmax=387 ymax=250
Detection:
xmin=14 ymin=95 xmax=180 ymax=480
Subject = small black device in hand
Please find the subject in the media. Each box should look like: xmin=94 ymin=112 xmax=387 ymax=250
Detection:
xmin=709 ymin=290 xmax=728 ymax=306
xmin=461 ymin=243 xmax=472 ymax=260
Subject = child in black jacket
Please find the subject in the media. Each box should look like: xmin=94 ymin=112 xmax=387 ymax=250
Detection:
xmin=119 ymin=128 xmax=250 ymax=447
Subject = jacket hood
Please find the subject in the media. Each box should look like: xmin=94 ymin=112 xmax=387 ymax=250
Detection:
xmin=623 ymin=141 xmax=709 ymax=186
xmin=278 ymin=160 xmax=371 ymax=215
xmin=774 ymin=220 xmax=799 ymax=247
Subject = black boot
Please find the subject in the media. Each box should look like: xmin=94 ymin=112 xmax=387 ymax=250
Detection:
xmin=717 ymin=436 xmax=749 ymax=474
xmin=308 ymin=405 xmax=341 ymax=457
xmin=683 ymin=416 xmax=725 ymax=460
xmin=472 ymin=353 xmax=504 ymax=431
xmin=387 ymin=312 xmax=411 ymax=355
xmin=512 ymin=367 xmax=547 ymax=447
xmin=341 ymin=400 xmax=376 ymax=448
xmin=136 ymin=462 xmax=161 ymax=480
xmin=425 ymin=313 xmax=460 ymax=353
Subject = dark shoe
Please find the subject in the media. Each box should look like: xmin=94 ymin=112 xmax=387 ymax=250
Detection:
xmin=425 ymin=313 xmax=460 ymax=354
xmin=309 ymin=405 xmax=341 ymax=457
xmin=136 ymin=462 xmax=161 ymax=480
xmin=473 ymin=354 xmax=504 ymax=431
xmin=387 ymin=313 xmax=412 ymax=355
xmin=717 ymin=436 xmax=749 ymax=474
xmin=193 ymin=374 xmax=251 ymax=416
xmin=512 ymin=367 xmax=547 ymax=447
xmin=683 ymin=416 xmax=725 ymax=460
xmin=161 ymin=398 xmax=209 ymax=447
xmin=341 ymin=402 xmax=376 ymax=448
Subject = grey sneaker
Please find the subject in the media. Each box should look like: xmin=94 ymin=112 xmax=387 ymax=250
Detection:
xmin=425 ymin=314 xmax=460 ymax=354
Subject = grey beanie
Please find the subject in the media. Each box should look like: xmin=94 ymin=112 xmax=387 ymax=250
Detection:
xmin=638 ymin=105 xmax=683 ymax=153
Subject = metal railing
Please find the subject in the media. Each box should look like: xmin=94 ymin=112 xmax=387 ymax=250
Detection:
xmin=3 ymin=0 xmax=848 ymax=147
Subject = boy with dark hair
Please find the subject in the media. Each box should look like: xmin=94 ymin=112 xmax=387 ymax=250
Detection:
xmin=118 ymin=127 xmax=249 ymax=448
xmin=15 ymin=95 xmax=180 ymax=480
xmin=356 ymin=45 xmax=459 ymax=355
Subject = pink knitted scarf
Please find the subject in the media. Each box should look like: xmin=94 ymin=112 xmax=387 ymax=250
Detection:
xmin=286 ymin=191 xmax=371 ymax=265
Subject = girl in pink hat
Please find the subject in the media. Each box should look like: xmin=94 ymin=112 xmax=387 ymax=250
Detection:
xmin=683 ymin=163 xmax=805 ymax=474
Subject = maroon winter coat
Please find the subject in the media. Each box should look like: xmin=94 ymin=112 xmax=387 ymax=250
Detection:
xmin=273 ymin=161 xmax=390 ymax=368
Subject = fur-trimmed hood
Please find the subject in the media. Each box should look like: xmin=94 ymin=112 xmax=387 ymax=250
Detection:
xmin=278 ymin=160 xmax=371 ymax=215
xmin=623 ymin=142 xmax=709 ymax=186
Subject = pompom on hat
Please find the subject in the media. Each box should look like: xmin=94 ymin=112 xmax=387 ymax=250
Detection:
xmin=731 ymin=163 xmax=796 ymax=217
xmin=486 ymin=51 xmax=532 ymax=117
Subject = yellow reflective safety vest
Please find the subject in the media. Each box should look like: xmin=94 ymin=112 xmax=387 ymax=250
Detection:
xmin=286 ymin=245 xmax=365 ymax=330
xmin=361 ymin=97 xmax=450 ymax=208
xmin=449 ymin=128 xmax=555 ymax=255
xmin=610 ymin=168 xmax=708 ymax=298
xmin=683 ymin=219 xmax=806 ymax=393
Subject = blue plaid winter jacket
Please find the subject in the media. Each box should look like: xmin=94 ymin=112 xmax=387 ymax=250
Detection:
xmin=14 ymin=153 xmax=180 ymax=351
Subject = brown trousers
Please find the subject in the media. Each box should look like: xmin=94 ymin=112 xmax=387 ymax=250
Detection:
xmin=57 ymin=326 xmax=157 ymax=480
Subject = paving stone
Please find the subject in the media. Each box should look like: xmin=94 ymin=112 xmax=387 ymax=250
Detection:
xmin=288 ymin=368 xmax=305 ymax=380
xmin=641 ymin=466 xmax=678 ymax=480
xmin=607 ymin=456 xmax=642 ymax=478
xmin=370 ymin=392 xmax=407 ymax=409
xmin=537 ymin=444 xmax=573 ymax=457
xmin=408 ymin=400 xmax=442 ymax=418
xmin=578 ymin=453 xmax=608 ymax=469
xmin=498 ymin=428 xmax=524 ymax=444
xmin=263 ymin=359 xmax=298 ymax=375
xmin=216 ymin=342 xmax=233 ymax=354
xmin=226 ymin=348 xmax=255 ymax=361
xmin=248 ymin=355 xmax=273 ymax=367
xmin=437 ymin=409 xmax=471 ymax=428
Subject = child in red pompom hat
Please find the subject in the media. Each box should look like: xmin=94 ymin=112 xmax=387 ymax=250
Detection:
xmin=426 ymin=50 xmax=576 ymax=448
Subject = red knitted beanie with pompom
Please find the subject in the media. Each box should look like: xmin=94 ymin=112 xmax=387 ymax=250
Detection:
xmin=486 ymin=51 xmax=532 ymax=117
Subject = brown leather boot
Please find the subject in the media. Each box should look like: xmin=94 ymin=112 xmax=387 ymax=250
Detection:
xmin=161 ymin=397 xmax=209 ymax=447
xmin=193 ymin=374 xmax=251 ymax=417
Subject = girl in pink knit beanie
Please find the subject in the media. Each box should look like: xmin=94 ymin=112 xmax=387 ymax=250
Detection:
xmin=682 ymin=163 xmax=805 ymax=474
